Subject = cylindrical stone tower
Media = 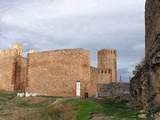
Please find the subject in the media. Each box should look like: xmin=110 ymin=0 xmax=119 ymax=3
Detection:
xmin=97 ymin=49 xmax=117 ymax=82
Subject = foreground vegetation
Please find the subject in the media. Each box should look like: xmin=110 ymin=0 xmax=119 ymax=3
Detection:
xmin=67 ymin=99 xmax=140 ymax=120
xmin=0 ymin=91 xmax=151 ymax=120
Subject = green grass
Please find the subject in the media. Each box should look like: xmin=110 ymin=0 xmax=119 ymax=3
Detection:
xmin=37 ymin=95 xmax=64 ymax=99
xmin=0 ymin=90 xmax=16 ymax=103
xmin=97 ymin=100 xmax=139 ymax=120
xmin=67 ymin=99 xmax=98 ymax=120
xmin=15 ymin=99 xmax=49 ymax=108
xmin=0 ymin=91 xmax=151 ymax=120
xmin=67 ymin=99 xmax=140 ymax=120
xmin=16 ymin=96 xmax=58 ymax=109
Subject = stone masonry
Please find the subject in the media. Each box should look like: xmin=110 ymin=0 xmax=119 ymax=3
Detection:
xmin=98 ymin=49 xmax=117 ymax=82
xmin=97 ymin=83 xmax=130 ymax=101
xmin=130 ymin=0 xmax=160 ymax=109
xmin=0 ymin=43 xmax=27 ymax=92
xmin=0 ymin=43 xmax=117 ymax=97
xmin=27 ymin=49 xmax=90 ymax=97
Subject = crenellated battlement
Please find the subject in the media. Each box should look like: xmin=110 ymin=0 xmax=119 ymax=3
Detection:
xmin=28 ymin=48 xmax=89 ymax=56
xmin=98 ymin=49 xmax=117 ymax=56
xmin=0 ymin=43 xmax=23 ymax=58
xmin=0 ymin=49 xmax=17 ymax=57
xmin=90 ymin=66 xmax=113 ymax=89
xmin=90 ymin=66 xmax=111 ymax=74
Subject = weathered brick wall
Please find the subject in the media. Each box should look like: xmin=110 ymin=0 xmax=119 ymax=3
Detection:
xmin=130 ymin=65 xmax=152 ymax=109
xmin=0 ymin=56 xmax=27 ymax=92
xmin=14 ymin=57 xmax=27 ymax=92
xmin=0 ymin=44 xmax=117 ymax=97
xmin=89 ymin=67 xmax=112 ymax=96
xmin=0 ymin=41 xmax=119 ymax=99
xmin=130 ymin=0 xmax=160 ymax=109
xmin=0 ymin=57 xmax=15 ymax=91
xmin=145 ymin=0 xmax=160 ymax=109
xmin=97 ymin=83 xmax=130 ymax=101
xmin=20 ymin=57 xmax=27 ymax=91
xmin=27 ymin=49 xmax=90 ymax=97
xmin=145 ymin=0 xmax=160 ymax=57
xmin=0 ymin=43 xmax=27 ymax=92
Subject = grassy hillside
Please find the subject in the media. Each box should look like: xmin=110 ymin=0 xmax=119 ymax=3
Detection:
xmin=0 ymin=91 xmax=152 ymax=120
xmin=67 ymin=99 xmax=140 ymax=120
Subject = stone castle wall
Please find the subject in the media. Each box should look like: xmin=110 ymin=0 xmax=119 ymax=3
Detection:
xmin=14 ymin=57 xmax=27 ymax=92
xmin=145 ymin=0 xmax=160 ymax=108
xmin=0 ymin=57 xmax=15 ymax=91
xmin=130 ymin=0 xmax=160 ymax=109
xmin=0 ymin=44 xmax=117 ymax=97
xmin=27 ymin=49 xmax=91 ymax=97
xmin=90 ymin=67 xmax=112 ymax=84
xmin=145 ymin=0 xmax=160 ymax=57
xmin=130 ymin=65 xmax=152 ymax=109
xmin=89 ymin=67 xmax=112 ymax=96
xmin=97 ymin=83 xmax=130 ymax=101
xmin=0 ymin=44 xmax=27 ymax=92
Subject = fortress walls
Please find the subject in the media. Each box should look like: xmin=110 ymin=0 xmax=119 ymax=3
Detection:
xmin=0 ymin=43 xmax=117 ymax=97
xmin=0 ymin=43 xmax=27 ymax=92
xmin=145 ymin=0 xmax=160 ymax=57
xmin=14 ymin=57 xmax=27 ymax=92
xmin=129 ymin=0 xmax=160 ymax=109
xmin=89 ymin=67 xmax=112 ymax=96
xmin=27 ymin=49 xmax=91 ymax=97
xmin=0 ymin=57 xmax=15 ymax=91
xmin=0 ymin=56 xmax=27 ymax=92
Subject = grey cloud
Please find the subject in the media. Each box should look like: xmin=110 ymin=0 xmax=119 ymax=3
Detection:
xmin=118 ymin=68 xmax=131 ymax=82
xmin=0 ymin=0 xmax=145 ymax=82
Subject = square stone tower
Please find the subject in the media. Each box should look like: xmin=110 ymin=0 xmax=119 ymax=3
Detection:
xmin=97 ymin=49 xmax=117 ymax=82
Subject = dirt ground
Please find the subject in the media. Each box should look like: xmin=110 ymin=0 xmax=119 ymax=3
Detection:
xmin=0 ymin=91 xmax=74 ymax=120
xmin=0 ymin=91 xmax=149 ymax=120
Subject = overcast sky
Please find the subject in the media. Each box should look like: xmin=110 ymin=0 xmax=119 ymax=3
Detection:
xmin=0 ymin=0 xmax=145 ymax=81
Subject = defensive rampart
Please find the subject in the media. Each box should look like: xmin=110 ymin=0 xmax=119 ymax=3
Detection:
xmin=27 ymin=49 xmax=91 ymax=97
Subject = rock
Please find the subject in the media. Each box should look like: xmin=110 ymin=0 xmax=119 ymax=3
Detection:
xmin=155 ymin=112 xmax=160 ymax=120
xmin=139 ymin=110 xmax=146 ymax=113
xmin=138 ymin=114 xmax=147 ymax=119
xmin=90 ymin=114 xmax=114 ymax=120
